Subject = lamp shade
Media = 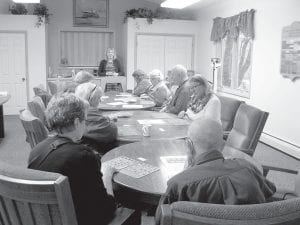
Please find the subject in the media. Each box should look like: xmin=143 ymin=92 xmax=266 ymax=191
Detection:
xmin=12 ymin=0 xmax=40 ymax=3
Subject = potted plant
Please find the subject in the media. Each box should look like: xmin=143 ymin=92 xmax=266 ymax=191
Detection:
xmin=33 ymin=3 xmax=51 ymax=27
xmin=9 ymin=3 xmax=28 ymax=15
xmin=124 ymin=8 xmax=154 ymax=24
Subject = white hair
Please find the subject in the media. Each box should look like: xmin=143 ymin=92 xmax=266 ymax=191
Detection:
xmin=75 ymin=82 xmax=102 ymax=107
xmin=149 ymin=69 xmax=163 ymax=80
xmin=74 ymin=71 xmax=94 ymax=84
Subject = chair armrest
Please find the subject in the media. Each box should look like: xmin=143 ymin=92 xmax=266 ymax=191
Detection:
xmin=159 ymin=205 xmax=172 ymax=225
xmin=262 ymin=165 xmax=298 ymax=177
xmin=108 ymin=207 xmax=141 ymax=225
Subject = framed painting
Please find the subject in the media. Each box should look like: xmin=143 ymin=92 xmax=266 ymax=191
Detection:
xmin=73 ymin=0 xmax=109 ymax=27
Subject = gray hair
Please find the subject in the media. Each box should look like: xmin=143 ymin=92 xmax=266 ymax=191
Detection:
xmin=132 ymin=69 xmax=149 ymax=79
xmin=171 ymin=65 xmax=188 ymax=84
xmin=74 ymin=71 xmax=94 ymax=84
xmin=190 ymin=74 xmax=212 ymax=95
xmin=46 ymin=93 xmax=88 ymax=133
xmin=149 ymin=69 xmax=163 ymax=80
xmin=75 ymin=82 xmax=102 ymax=107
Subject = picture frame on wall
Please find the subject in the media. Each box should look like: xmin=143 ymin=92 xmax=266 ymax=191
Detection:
xmin=73 ymin=0 xmax=109 ymax=27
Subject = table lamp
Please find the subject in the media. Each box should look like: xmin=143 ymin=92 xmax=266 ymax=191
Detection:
xmin=211 ymin=58 xmax=221 ymax=93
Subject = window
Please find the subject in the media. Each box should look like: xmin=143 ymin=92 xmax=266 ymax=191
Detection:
xmin=216 ymin=33 xmax=253 ymax=98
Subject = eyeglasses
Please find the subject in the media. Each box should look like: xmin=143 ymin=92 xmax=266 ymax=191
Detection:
xmin=88 ymin=84 xmax=98 ymax=102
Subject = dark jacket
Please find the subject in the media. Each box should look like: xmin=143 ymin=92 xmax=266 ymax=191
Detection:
xmin=28 ymin=136 xmax=116 ymax=225
xmin=156 ymin=150 xmax=276 ymax=224
xmin=82 ymin=108 xmax=118 ymax=153
xmin=165 ymin=79 xmax=191 ymax=115
xmin=98 ymin=59 xmax=123 ymax=76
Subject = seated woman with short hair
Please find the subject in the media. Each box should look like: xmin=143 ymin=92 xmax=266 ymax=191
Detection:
xmin=28 ymin=93 xmax=116 ymax=225
xmin=178 ymin=75 xmax=221 ymax=123
xmin=132 ymin=69 xmax=152 ymax=96
xmin=148 ymin=69 xmax=171 ymax=107
xmin=75 ymin=82 xmax=118 ymax=153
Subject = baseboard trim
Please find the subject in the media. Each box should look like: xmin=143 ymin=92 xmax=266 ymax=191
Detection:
xmin=260 ymin=133 xmax=300 ymax=159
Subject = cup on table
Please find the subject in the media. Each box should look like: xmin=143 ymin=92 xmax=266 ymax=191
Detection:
xmin=142 ymin=124 xmax=152 ymax=137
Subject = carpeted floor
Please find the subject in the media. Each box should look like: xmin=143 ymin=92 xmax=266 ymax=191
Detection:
xmin=0 ymin=115 xmax=299 ymax=224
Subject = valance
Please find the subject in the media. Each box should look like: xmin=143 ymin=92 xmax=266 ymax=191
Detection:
xmin=210 ymin=9 xmax=255 ymax=41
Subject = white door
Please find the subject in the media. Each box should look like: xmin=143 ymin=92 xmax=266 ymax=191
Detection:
xmin=136 ymin=35 xmax=165 ymax=77
xmin=0 ymin=33 xmax=27 ymax=115
xmin=165 ymin=36 xmax=193 ymax=74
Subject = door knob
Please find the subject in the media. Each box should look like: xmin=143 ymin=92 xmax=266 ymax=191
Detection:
xmin=22 ymin=78 xmax=26 ymax=82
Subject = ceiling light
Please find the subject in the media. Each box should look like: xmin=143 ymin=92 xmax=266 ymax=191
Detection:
xmin=161 ymin=0 xmax=201 ymax=9
xmin=12 ymin=0 xmax=40 ymax=3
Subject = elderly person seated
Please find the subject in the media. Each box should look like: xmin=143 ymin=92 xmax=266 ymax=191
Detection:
xmin=75 ymin=82 xmax=118 ymax=153
xmin=155 ymin=118 xmax=276 ymax=224
xmin=98 ymin=48 xmax=123 ymax=76
xmin=147 ymin=69 xmax=171 ymax=107
xmin=178 ymin=74 xmax=221 ymax=123
xmin=28 ymin=93 xmax=116 ymax=225
xmin=132 ymin=69 xmax=152 ymax=96
xmin=61 ymin=70 xmax=94 ymax=93
xmin=160 ymin=65 xmax=192 ymax=114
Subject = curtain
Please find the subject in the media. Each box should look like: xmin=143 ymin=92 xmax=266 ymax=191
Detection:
xmin=210 ymin=9 xmax=255 ymax=42
xmin=211 ymin=9 xmax=255 ymax=91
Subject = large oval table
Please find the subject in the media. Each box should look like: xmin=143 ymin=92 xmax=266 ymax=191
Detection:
xmin=101 ymin=139 xmax=263 ymax=207
xmin=98 ymin=92 xmax=155 ymax=111
xmin=103 ymin=110 xmax=190 ymax=142
xmin=0 ymin=94 xmax=11 ymax=138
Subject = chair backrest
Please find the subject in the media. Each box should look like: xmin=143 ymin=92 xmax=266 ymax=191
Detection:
xmin=217 ymin=95 xmax=243 ymax=131
xmin=48 ymin=81 xmax=58 ymax=95
xmin=105 ymin=83 xmax=123 ymax=92
xmin=159 ymin=200 xmax=300 ymax=225
xmin=19 ymin=109 xmax=48 ymax=149
xmin=33 ymin=85 xmax=52 ymax=107
xmin=27 ymin=96 xmax=46 ymax=125
xmin=225 ymin=103 xmax=269 ymax=156
xmin=0 ymin=161 xmax=78 ymax=225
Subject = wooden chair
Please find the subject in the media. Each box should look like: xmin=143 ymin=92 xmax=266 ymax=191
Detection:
xmin=19 ymin=109 xmax=48 ymax=149
xmin=33 ymin=84 xmax=52 ymax=107
xmin=0 ymin=160 xmax=141 ymax=225
xmin=224 ymin=103 xmax=269 ymax=156
xmin=158 ymin=200 xmax=300 ymax=225
xmin=0 ymin=160 xmax=78 ymax=225
xmin=48 ymin=81 xmax=58 ymax=95
xmin=27 ymin=96 xmax=46 ymax=125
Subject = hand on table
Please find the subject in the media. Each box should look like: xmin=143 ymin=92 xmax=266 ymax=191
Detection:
xmin=102 ymin=165 xmax=119 ymax=195
xmin=178 ymin=111 xmax=186 ymax=119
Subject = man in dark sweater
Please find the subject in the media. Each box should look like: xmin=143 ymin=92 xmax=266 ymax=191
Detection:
xmin=28 ymin=93 xmax=116 ymax=225
xmin=156 ymin=118 xmax=276 ymax=224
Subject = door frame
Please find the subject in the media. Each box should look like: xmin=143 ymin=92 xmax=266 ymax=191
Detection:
xmin=134 ymin=32 xmax=195 ymax=74
xmin=0 ymin=31 xmax=29 ymax=106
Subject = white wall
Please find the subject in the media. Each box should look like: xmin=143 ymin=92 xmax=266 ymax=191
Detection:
xmin=195 ymin=0 xmax=300 ymax=156
xmin=0 ymin=15 xmax=47 ymax=101
xmin=125 ymin=18 xmax=200 ymax=90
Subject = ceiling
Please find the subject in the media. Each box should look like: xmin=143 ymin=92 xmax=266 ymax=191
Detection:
xmin=144 ymin=0 xmax=220 ymax=10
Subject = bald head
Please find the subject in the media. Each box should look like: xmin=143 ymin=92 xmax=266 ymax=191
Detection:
xmin=170 ymin=65 xmax=188 ymax=86
xmin=188 ymin=118 xmax=224 ymax=154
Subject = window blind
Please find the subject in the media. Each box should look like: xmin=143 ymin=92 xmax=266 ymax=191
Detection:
xmin=60 ymin=31 xmax=114 ymax=67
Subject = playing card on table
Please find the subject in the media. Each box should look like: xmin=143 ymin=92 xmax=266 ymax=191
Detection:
xmin=104 ymin=156 xmax=136 ymax=170
xmin=120 ymin=162 xmax=160 ymax=178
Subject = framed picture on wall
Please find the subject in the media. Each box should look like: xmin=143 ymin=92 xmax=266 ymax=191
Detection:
xmin=73 ymin=0 xmax=109 ymax=27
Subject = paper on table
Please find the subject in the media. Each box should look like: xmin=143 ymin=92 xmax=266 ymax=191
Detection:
xmin=107 ymin=102 xmax=124 ymax=106
xmin=160 ymin=156 xmax=187 ymax=179
xmin=137 ymin=119 xmax=166 ymax=125
xmin=122 ymin=104 xmax=143 ymax=109
xmin=116 ymin=93 xmax=132 ymax=97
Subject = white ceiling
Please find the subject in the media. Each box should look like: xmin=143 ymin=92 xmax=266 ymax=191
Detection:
xmin=144 ymin=0 xmax=220 ymax=10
